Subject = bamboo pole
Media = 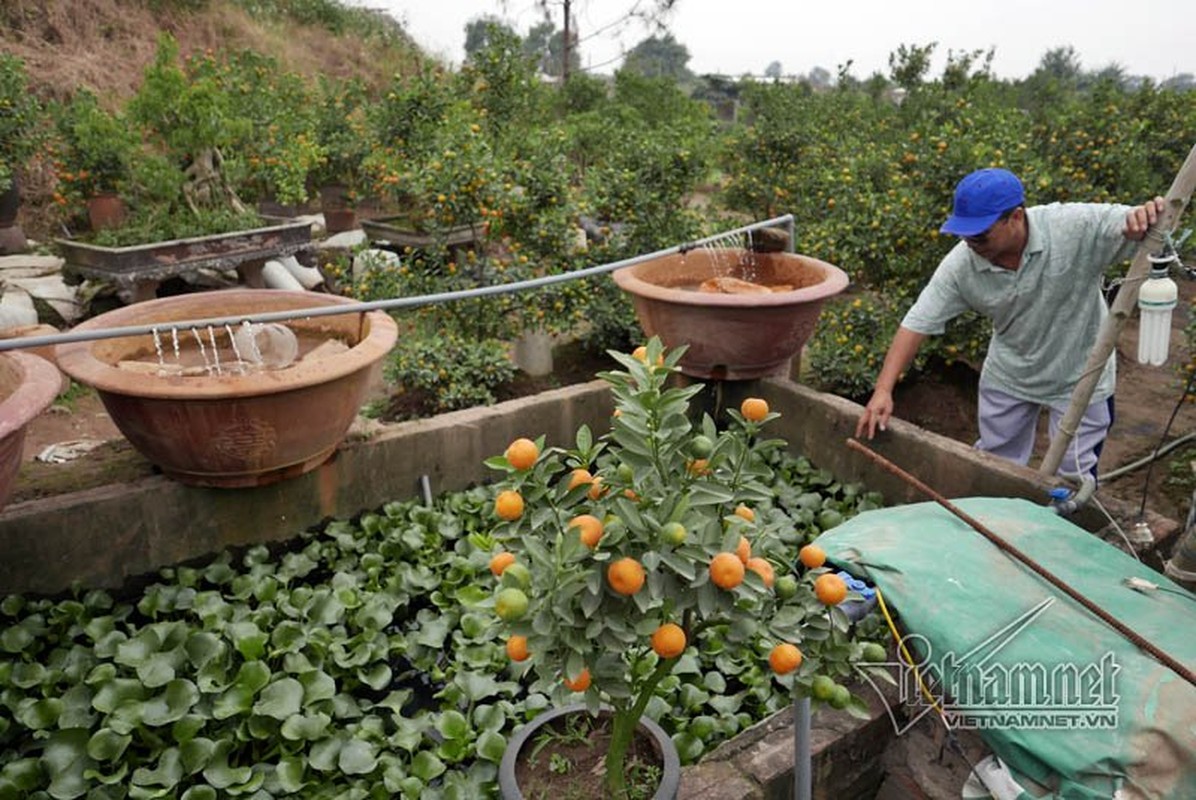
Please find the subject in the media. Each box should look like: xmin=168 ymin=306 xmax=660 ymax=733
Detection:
xmin=1039 ymin=143 xmax=1196 ymax=477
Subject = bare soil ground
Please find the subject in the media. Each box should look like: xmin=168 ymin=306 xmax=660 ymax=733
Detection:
xmin=17 ymin=286 xmax=1196 ymax=524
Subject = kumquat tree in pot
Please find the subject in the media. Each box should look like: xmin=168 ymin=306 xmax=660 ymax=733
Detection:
xmin=483 ymin=338 xmax=879 ymax=798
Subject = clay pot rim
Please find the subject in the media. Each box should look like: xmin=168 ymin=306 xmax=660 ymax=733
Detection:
xmin=497 ymin=702 xmax=681 ymax=800
xmin=0 ymin=350 xmax=61 ymax=441
xmin=612 ymin=250 xmax=849 ymax=307
xmin=55 ymin=290 xmax=398 ymax=400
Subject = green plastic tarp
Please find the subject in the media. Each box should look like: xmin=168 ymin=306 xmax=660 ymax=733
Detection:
xmin=819 ymin=497 xmax=1196 ymax=799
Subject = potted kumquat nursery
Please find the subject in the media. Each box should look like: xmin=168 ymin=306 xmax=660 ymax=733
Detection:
xmin=483 ymin=338 xmax=878 ymax=799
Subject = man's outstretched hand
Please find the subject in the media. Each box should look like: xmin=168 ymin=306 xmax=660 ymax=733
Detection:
xmin=855 ymin=390 xmax=894 ymax=440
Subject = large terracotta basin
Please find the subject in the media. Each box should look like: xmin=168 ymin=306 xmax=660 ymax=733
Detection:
xmin=612 ymin=249 xmax=849 ymax=379
xmin=56 ymin=290 xmax=398 ymax=488
xmin=0 ymin=351 xmax=61 ymax=509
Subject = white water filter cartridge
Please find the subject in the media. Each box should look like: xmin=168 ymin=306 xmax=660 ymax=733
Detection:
xmin=1137 ymin=271 xmax=1177 ymax=366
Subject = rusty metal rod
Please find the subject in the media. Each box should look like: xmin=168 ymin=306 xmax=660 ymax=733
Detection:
xmin=845 ymin=437 xmax=1196 ymax=689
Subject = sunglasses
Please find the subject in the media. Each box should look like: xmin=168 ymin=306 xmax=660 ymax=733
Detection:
xmin=963 ymin=209 xmax=1016 ymax=244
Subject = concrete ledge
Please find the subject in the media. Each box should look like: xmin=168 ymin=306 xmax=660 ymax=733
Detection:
xmin=0 ymin=380 xmax=615 ymax=595
xmin=0 ymin=377 xmax=1176 ymax=596
xmin=726 ymin=378 xmax=1177 ymax=545
xmin=678 ymin=683 xmax=898 ymax=799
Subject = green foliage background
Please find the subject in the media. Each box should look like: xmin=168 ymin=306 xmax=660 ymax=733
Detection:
xmin=4 ymin=22 xmax=1193 ymax=399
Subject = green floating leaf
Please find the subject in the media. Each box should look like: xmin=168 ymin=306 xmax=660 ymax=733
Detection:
xmin=435 ymin=709 xmax=469 ymax=741
xmin=470 ymin=703 xmax=505 ymax=733
xmin=252 ymin=677 xmax=304 ymax=720
xmin=180 ymin=737 xmax=216 ymax=775
xmin=280 ymin=711 xmax=332 ymax=741
xmin=58 ymin=683 xmax=95 ymax=729
xmin=235 ymin=661 xmax=271 ymax=692
xmin=353 ymin=596 xmax=396 ymax=631
xmin=679 ymin=683 xmax=710 ymax=711
xmin=91 ymin=678 xmax=146 ymax=714
xmin=437 ymin=737 xmax=470 ymax=762
xmin=707 ymin=692 xmax=744 ymax=716
xmin=226 ymin=622 xmax=267 ymax=661
xmin=308 ymin=735 xmax=344 ymax=772
xmin=141 ymin=679 xmax=199 ymax=727
xmin=212 ymin=685 xmax=255 ymax=721
xmin=410 ymin=750 xmax=446 ymax=783
xmin=180 ymin=786 xmax=218 ymax=800
xmin=353 ymin=660 xmax=391 ymax=693
xmin=137 ymin=651 xmax=180 ymax=689
xmin=0 ymin=622 xmax=35 ymax=654
xmin=338 ymin=738 xmax=379 ymax=775
xmin=87 ymin=728 xmax=132 ymax=762
xmin=305 ymin=591 xmax=346 ymax=627
xmin=672 ymin=653 xmax=701 ymax=675
xmin=131 ymin=747 xmax=182 ymax=789
xmin=10 ymin=661 xmax=47 ymax=689
xmin=1 ymin=757 xmax=42 ymax=792
xmin=702 ymin=671 xmax=727 ymax=693
xmin=185 ymin=632 xmax=226 ymax=670
xmin=412 ymin=613 xmax=452 ymax=650
xmin=202 ymin=741 xmax=252 ymax=789
xmin=299 ymin=669 xmax=337 ymax=704
xmin=16 ymin=697 xmax=62 ymax=730
xmin=455 ymin=670 xmax=515 ymax=703
xmin=41 ymin=728 xmax=91 ymax=800
xmin=388 ymin=714 xmax=428 ymax=753
xmin=273 ymin=756 xmax=306 ymax=793
xmin=82 ymin=760 xmax=128 ymax=787
xmin=672 ymin=731 xmax=705 ymax=763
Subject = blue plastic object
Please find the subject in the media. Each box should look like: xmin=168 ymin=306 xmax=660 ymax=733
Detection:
xmin=835 ymin=570 xmax=878 ymax=621
xmin=1048 ymin=486 xmax=1079 ymax=515
xmin=837 ymin=570 xmax=876 ymax=600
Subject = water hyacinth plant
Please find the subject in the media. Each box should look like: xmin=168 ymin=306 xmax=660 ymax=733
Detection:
xmin=485 ymin=338 xmax=875 ymax=798
xmin=0 ymin=337 xmax=885 ymax=799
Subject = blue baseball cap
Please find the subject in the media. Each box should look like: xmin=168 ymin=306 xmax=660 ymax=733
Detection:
xmin=940 ymin=168 xmax=1025 ymax=236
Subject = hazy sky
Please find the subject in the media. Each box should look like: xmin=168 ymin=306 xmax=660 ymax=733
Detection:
xmin=354 ymin=0 xmax=1194 ymax=81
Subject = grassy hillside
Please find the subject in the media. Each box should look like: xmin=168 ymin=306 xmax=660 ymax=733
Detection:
xmin=2 ymin=0 xmax=430 ymax=238
xmin=1 ymin=0 xmax=427 ymax=104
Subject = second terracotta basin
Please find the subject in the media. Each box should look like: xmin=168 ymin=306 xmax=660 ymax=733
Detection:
xmin=613 ymin=249 xmax=849 ymax=379
xmin=56 ymin=290 xmax=398 ymax=488
xmin=0 ymin=351 xmax=62 ymax=510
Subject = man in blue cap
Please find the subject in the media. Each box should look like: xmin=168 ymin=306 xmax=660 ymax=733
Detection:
xmin=855 ymin=167 xmax=1164 ymax=478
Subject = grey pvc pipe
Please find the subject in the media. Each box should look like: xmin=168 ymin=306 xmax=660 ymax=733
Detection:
xmin=1098 ymin=430 xmax=1196 ymax=483
xmin=794 ymin=696 xmax=812 ymax=800
xmin=0 ymin=214 xmax=796 ymax=353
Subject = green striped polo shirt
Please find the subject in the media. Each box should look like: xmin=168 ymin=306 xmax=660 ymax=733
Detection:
xmin=902 ymin=202 xmax=1137 ymax=406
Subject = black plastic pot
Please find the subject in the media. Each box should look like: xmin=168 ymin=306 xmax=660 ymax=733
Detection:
xmin=498 ymin=703 xmax=681 ymax=800
xmin=0 ymin=176 xmax=20 ymax=227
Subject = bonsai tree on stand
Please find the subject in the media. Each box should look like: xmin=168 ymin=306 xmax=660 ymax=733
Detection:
xmin=54 ymin=90 xmax=139 ymax=231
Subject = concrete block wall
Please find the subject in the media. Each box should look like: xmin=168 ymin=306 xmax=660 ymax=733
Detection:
xmin=0 ymin=380 xmax=614 ymax=596
xmin=727 ymin=378 xmax=1177 ymax=544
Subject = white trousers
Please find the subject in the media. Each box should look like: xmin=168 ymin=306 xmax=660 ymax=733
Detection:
xmin=976 ymin=384 xmax=1114 ymax=479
